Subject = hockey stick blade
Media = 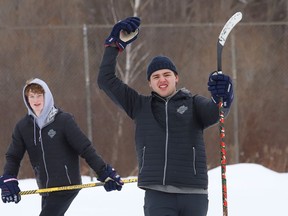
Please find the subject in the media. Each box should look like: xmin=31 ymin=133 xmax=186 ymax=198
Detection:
xmin=217 ymin=12 xmax=242 ymax=71
xmin=19 ymin=177 xmax=138 ymax=195
xmin=218 ymin=12 xmax=242 ymax=47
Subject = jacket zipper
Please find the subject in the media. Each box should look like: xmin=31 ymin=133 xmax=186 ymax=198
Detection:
xmin=193 ymin=147 xmax=197 ymax=175
xmin=33 ymin=114 xmax=57 ymax=189
xmin=140 ymin=146 xmax=146 ymax=173
xmin=65 ymin=165 xmax=72 ymax=184
xmin=163 ymin=100 xmax=169 ymax=185
xmin=154 ymin=94 xmax=175 ymax=186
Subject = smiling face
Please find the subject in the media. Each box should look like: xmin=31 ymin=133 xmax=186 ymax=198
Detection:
xmin=149 ymin=69 xmax=179 ymax=97
xmin=25 ymin=83 xmax=45 ymax=117
xmin=27 ymin=92 xmax=44 ymax=116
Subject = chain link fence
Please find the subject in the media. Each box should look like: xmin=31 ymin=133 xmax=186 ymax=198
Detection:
xmin=1 ymin=2 xmax=288 ymax=178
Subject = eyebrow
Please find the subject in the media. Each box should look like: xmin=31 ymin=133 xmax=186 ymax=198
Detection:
xmin=163 ymin=71 xmax=173 ymax=75
xmin=28 ymin=93 xmax=44 ymax=96
xmin=152 ymin=71 xmax=173 ymax=78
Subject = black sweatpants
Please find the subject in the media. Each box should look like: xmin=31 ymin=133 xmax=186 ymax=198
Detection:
xmin=39 ymin=191 xmax=79 ymax=216
xmin=144 ymin=190 xmax=208 ymax=216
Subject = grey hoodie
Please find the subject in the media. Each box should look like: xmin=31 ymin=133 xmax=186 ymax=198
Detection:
xmin=23 ymin=78 xmax=58 ymax=129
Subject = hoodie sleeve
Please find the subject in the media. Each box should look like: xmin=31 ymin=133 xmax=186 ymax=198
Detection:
xmin=193 ymin=95 xmax=230 ymax=129
xmin=62 ymin=113 xmax=106 ymax=175
xmin=97 ymin=47 xmax=142 ymax=119
xmin=3 ymin=123 xmax=26 ymax=176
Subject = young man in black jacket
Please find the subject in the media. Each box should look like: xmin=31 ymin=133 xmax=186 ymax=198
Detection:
xmin=0 ymin=78 xmax=123 ymax=216
xmin=98 ymin=17 xmax=233 ymax=216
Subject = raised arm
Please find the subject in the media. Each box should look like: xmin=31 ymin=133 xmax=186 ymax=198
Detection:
xmin=97 ymin=17 xmax=142 ymax=119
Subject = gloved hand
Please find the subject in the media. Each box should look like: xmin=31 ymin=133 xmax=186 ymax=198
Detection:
xmin=0 ymin=175 xmax=21 ymax=204
xmin=97 ymin=165 xmax=123 ymax=192
xmin=208 ymin=71 xmax=234 ymax=108
xmin=105 ymin=16 xmax=141 ymax=52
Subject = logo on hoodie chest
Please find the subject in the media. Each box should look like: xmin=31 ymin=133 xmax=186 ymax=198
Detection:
xmin=48 ymin=129 xmax=56 ymax=138
xmin=177 ymin=105 xmax=188 ymax=114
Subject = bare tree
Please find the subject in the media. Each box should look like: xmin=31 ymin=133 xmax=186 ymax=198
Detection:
xmin=98 ymin=0 xmax=149 ymax=165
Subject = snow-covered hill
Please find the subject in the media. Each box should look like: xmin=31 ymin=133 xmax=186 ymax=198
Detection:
xmin=1 ymin=163 xmax=288 ymax=216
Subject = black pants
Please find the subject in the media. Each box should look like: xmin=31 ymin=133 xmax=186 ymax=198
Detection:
xmin=144 ymin=190 xmax=208 ymax=216
xmin=39 ymin=191 xmax=79 ymax=216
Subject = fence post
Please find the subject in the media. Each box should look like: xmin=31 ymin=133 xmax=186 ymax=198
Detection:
xmin=83 ymin=24 xmax=94 ymax=180
xmin=231 ymin=33 xmax=239 ymax=164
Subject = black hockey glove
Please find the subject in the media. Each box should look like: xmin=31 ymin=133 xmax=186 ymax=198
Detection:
xmin=97 ymin=164 xmax=123 ymax=192
xmin=208 ymin=71 xmax=234 ymax=108
xmin=0 ymin=175 xmax=21 ymax=204
xmin=105 ymin=17 xmax=141 ymax=52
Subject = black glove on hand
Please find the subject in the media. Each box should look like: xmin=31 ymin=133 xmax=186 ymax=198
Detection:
xmin=208 ymin=71 xmax=234 ymax=108
xmin=105 ymin=16 xmax=141 ymax=51
xmin=0 ymin=175 xmax=21 ymax=204
xmin=97 ymin=165 xmax=123 ymax=192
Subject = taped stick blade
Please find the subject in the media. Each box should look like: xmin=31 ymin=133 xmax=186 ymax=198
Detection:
xmin=218 ymin=12 xmax=242 ymax=46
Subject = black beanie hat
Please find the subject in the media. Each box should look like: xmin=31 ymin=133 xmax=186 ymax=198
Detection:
xmin=146 ymin=56 xmax=177 ymax=80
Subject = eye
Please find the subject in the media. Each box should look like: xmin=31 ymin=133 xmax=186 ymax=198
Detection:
xmin=151 ymin=75 xmax=159 ymax=80
xmin=164 ymin=73 xmax=172 ymax=77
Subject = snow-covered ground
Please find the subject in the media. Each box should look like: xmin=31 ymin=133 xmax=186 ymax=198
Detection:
xmin=1 ymin=163 xmax=288 ymax=216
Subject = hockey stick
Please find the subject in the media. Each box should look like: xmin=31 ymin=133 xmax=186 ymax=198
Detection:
xmin=216 ymin=12 xmax=242 ymax=216
xmin=19 ymin=177 xmax=138 ymax=195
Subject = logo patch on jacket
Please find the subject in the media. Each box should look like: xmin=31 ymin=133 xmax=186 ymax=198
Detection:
xmin=48 ymin=129 xmax=56 ymax=138
xmin=177 ymin=105 xmax=188 ymax=114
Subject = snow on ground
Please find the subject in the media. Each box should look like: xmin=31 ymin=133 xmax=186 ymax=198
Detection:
xmin=1 ymin=163 xmax=288 ymax=216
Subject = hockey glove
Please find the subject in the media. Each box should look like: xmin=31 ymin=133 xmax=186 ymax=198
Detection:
xmin=0 ymin=175 xmax=21 ymax=204
xmin=97 ymin=164 xmax=123 ymax=192
xmin=105 ymin=16 xmax=141 ymax=52
xmin=208 ymin=71 xmax=234 ymax=108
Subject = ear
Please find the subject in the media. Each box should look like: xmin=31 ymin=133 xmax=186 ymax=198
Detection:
xmin=175 ymin=74 xmax=179 ymax=83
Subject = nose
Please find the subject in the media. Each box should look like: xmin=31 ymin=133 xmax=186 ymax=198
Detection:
xmin=32 ymin=97 xmax=41 ymax=103
xmin=159 ymin=75 xmax=166 ymax=82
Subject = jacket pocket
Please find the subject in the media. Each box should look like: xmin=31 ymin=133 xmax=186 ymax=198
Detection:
xmin=139 ymin=146 xmax=146 ymax=174
xmin=33 ymin=165 xmax=43 ymax=188
xmin=65 ymin=165 xmax=72 ymax=184
xmin=192 ymin=147 xmax=197 ymax=176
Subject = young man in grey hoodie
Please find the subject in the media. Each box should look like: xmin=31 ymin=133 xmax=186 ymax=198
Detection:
xmin=0 ymin=78 xmax=123 ymax=216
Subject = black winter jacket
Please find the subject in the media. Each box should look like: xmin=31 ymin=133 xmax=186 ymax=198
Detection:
xmin=4 ymin=111 xmax=106 ymax=189
xmin=98 ymin=47 xmax=230 ymax=189
xmin=4 ymin=78 xmax=106 ymax=190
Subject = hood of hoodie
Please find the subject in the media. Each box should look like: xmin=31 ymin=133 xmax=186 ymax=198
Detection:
xmin=23 ymin=78 xmax=56 ymax=129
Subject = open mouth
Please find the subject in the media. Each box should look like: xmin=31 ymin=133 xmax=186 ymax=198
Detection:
xmin=159 ymin=84 xmax=168 ymax=89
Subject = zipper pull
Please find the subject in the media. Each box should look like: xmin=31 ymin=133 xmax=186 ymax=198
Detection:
xmin=39 ymin=131 xmax=42 ymax=142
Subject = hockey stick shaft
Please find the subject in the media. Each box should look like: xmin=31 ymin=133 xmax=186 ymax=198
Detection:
xmin=19 ymin=177 xmax=138 ymax=195
xmin=219 ymin=101 xmax=228 ymax=216
xmin=217 ymin=12 xmax=242 ymax=216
